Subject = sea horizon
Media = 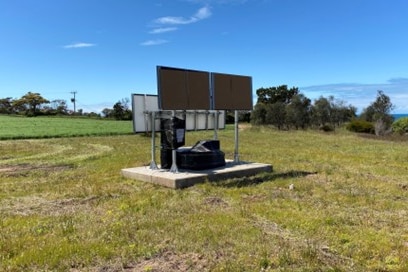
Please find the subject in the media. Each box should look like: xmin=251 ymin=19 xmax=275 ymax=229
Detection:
xmin=392 ymin=113 xmax=408 ymax=120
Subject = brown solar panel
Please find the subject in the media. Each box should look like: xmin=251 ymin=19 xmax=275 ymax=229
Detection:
xmin=157 ymin=66 xmax=210 ymax=110
xmin=157 ymin=66 xmax=252 ymax=110
xmin=212 ymin=73 xmax=253 ymax=110
xmin=187 ymin=70 xmax=211 ymax=110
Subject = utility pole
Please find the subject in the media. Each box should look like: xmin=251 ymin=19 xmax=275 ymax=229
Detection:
xmin=70 ymin=91 xmax=77 ymax=113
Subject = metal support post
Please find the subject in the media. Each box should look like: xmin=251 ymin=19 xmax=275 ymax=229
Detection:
xmin=149 ymin=111 xmax=158 ymax=170
xmin=234 ymin=110 xmax=240 ymax=163
xmin=194 ymin=110 xmax=198 ymax=131
xmin=205 ymin=110 xmax=209 ymax=130
xmin=169 ymin=110 xmax=179 ymax=173
xmin=213 ymin=111 xmax=219 ymax=140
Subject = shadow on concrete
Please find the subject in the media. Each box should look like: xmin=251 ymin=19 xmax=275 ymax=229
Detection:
xmin=213 ymin=170 xmax=317 ymax=188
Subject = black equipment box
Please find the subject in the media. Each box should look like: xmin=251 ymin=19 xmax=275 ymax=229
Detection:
xmin=160 ymin=117 xmax=186 ymax=150
xmin=160 ymin=117 xmax=186 ymax=169
xmin=177 ymin=148 xmax=225 ymax=170
xmin=174 ymin=140 xmax=226 ymax=170
xmin=160 ymin=140 xmax=225 ymax=170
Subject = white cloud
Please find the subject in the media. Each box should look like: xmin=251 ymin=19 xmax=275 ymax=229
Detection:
xmin=63 ymin=42 xmax=96 ymax=49
xmin=149 ymin=27 xmax=178 ymax=34
xmin=194 ymin=6 xmax=212 ymax=20
xmin=140 ymin=39 xmax=169 ymax=46
xmin=153 ymin=6 xmax=212 ymax=25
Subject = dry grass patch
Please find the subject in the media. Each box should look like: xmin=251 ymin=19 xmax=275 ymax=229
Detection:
xmin=0 ymin=195 xmax=100 ymax=216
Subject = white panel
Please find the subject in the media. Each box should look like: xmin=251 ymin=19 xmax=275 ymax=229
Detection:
xmin=184 ymin=111 xmax=198 ymax=131
xmin=132 ymin=94 xmax=160 ymax=133
xmin=219 ymin=111 xmax=226 ymax=128
xmin=132 ymin=94 xmax=225 ymax=133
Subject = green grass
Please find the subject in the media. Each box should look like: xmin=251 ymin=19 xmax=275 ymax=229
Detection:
xmin=1 ymin=124 xmax=408 ymax=271
xmin=0 ymin=115 xmax=133 ymax=140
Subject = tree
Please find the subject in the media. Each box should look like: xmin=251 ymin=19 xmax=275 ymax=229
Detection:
xmin=113 ymin=102 xmax=125 ymax=120
xmin=265 ymin=102 xmax=286 ymax=130
xmin=361 ymin=90 xmax=394 ymax=136
xmin=286 ymin=94 xmax=311 ymax=129
xmin=252 ymin=85 xmax=300 ymax=128
xmin=256 ymin=85 xmax=299 ymax=105
xmin=51 ymin=99 xmax=68 ymax=115
xmin=311 ymin=96 xmax=332 ymax=127
xmin=0 ymin=97 xmax=14 ymax=114
xmin=102 ymin=108 xmax=113 ymax=118
xmin=13 ymin=92 xmax=50 ymax=116
xmin=310 ymin=96 xmax=356 ymax=129
xmin=250 ymin=103 xmax=267 ymax=125
xmin=43 ymin=99 xmax=68 ymax=115
xmin=112 ymin=98 xmax=132 ymax=120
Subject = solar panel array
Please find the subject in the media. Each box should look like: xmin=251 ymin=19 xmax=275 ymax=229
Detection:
xmin=157 ymin=66 xmax=252 ymax=111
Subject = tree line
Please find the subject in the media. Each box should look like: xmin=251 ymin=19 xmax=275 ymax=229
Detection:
xmin=1 ymin=88 xmax=400 ymax=134
xmin=250 ymin=85 xmax=396 ymax=135
xmin=0 ymin=92 xmax=132 ymax=120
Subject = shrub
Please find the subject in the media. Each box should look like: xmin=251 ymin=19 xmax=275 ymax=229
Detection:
xmin=392 ymin=117 xmax=408 ymax=135
xmin=319 ymin=124 xmax=334 ymax=132
xmin=346 ymin=119 xmax=374 ymax=133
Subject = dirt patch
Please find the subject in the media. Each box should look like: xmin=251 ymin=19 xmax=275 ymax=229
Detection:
xmin=129 ymin=251 xmax=210 ymax=272
xmin=238 ymin=123 xmax=251 ymax=131
xmin=69 ymin=251 xmax=212 ymax=272
xmin=202 ymin=196 xmax=229 ymax=208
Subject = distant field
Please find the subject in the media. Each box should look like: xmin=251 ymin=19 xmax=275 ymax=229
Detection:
xmin=0 ymin=115 xmax=133 ymax=140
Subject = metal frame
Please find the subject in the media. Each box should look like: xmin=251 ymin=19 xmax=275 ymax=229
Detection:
xmin=146 ymin=110 xmax=223 ymax=173
xmin=132 ymin=93 xmax=226 ymax=133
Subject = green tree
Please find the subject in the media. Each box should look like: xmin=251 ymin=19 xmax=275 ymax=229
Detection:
xmin=286 ymin=94 xmax=311 ymax=129
xmin=43 ymin=99 xmax=68 ymax=115
xmin=102 ymin=108 xmax=113 ymax=118
xmin=0 ymin=97 xmax=14 ymax=114
xmin=256 ymin=85 xmax=299 ymax=104
xmin=311 ymin=96 xmax=332 ymax=127
xmin=112 ymin=98 xmax=132 ymax=120
xmin=361 ymin=90 xmax=394 ymax=136
xmin=250 ymin=103 xmax=267 ymax=125
xmin=311 ymin=96 xmax=356 ymax=129
xmin=328 ymin=96 xmax=357 ymax=127
xmin=13 ymin=92 xmax=50 ymax=116
xmin=265 ymin=102 xmax=286 ymax=130
xmin=252 ymin=85 xmax=300 ymax=127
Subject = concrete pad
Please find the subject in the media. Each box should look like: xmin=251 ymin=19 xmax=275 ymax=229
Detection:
xmin=121 ymin=161 xmax=273 ymax=189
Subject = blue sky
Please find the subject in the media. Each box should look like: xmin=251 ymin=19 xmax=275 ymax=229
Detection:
xmin=1 ymin=0 xmax=408 ymax=113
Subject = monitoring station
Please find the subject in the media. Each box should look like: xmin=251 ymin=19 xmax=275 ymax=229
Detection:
xmin=121 ymin=66 xmax=272 ymax=189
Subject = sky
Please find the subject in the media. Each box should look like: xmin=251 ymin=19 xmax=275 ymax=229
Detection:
xmin=1 ymin=0 xmax=408 ymax=114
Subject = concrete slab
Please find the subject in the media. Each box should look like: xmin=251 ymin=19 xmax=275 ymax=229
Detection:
xmin=121 ymin=161 xmax=273 ymax=189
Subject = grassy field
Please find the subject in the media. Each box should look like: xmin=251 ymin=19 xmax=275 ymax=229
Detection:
xmin=1 ymin=121 xmax=408 ymax=271
xmin=0 ymin=115 xmax=133 ymax=140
